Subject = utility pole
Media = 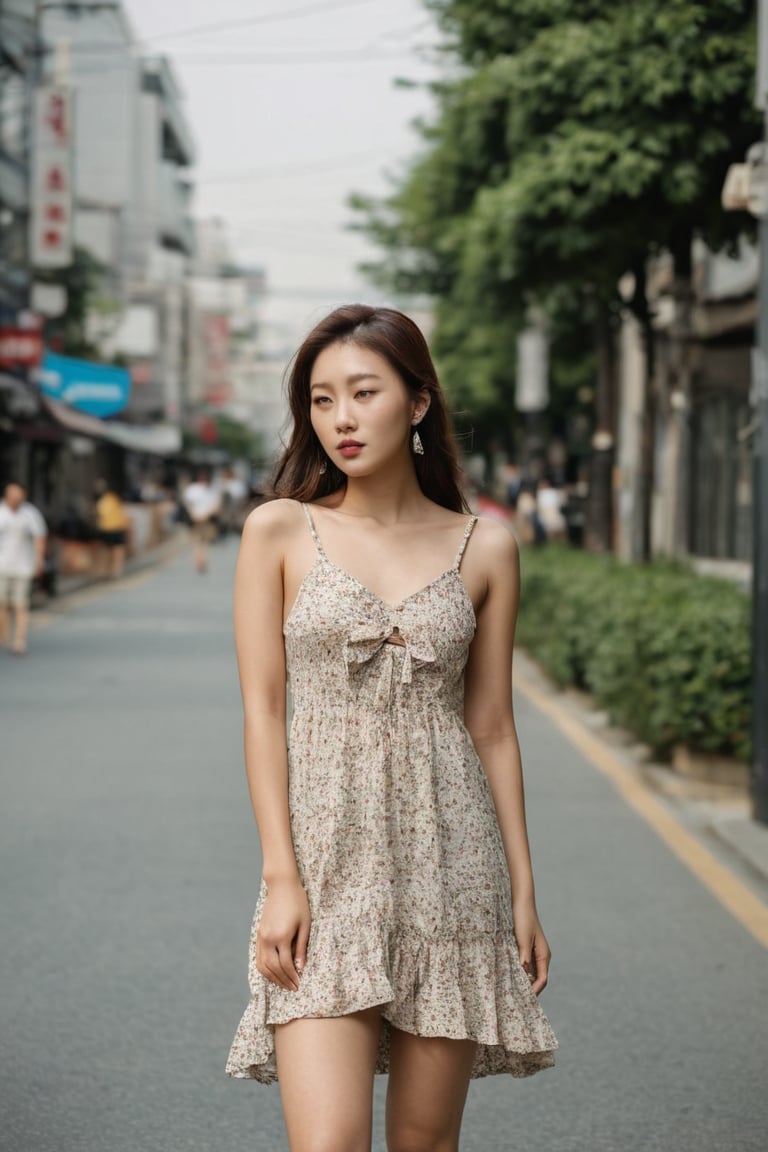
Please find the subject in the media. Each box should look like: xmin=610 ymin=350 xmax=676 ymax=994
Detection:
xmin=752 ymin=0 xmax=768 ymax=824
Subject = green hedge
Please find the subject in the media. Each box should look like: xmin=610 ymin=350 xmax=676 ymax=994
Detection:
xmin=517 ymin=546 xmax=753 ymax=763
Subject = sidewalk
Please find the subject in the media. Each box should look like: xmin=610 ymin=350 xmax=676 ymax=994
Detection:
xmin=514 ymin=647 xmax=768 ymax=905
xmin=32 ymin=528 xmax=190 ymax=608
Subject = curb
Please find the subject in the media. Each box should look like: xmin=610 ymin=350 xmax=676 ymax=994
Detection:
xmin=514 ymin=648 xmax=749 ymax=795
xmin=32 ymin=530 xmax=190 ymax=609
xmin=514 ymin=647 xmax=768 ymax=925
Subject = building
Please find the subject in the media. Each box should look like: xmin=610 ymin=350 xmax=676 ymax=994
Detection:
xmin=1 ymin=1 xmax=196 ymax=537
xmin=615 ymin=241 xmax=756 ymax=569
xmin=0 ymin=0 xmax=35 ymax=314
xmin=40 ymin=1 xmax=196 ymax=425
xmin=187 ymin=218 xmax=283 ymax=465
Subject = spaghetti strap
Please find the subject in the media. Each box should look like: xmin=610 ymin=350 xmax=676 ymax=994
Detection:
xmin=454 ymin=516 xmax=478 ymax=570
xmin=301 ymin=503 xmax=326 ymax=558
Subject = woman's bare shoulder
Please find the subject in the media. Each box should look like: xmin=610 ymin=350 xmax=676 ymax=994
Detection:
xmin=470 ymin=515 xmax=520 ymax=570
xmin=240 ymin=498 xmax=305 ymax=550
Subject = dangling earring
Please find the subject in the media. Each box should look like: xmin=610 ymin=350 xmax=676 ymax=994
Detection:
xmin=319 ymin=459 xmax=327 ymax=474
xmin=412 ymin=426 xmax=424 ymax=456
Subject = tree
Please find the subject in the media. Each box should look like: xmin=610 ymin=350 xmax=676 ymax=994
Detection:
xmin=352 ymin=0 xmax=760 ymax=549
xmin=183 ymin=411 xmax=263 ymax=464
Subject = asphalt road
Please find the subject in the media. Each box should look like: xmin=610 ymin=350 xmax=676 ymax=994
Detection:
xmin=2 ymin=538 xmax=767 ymax=1152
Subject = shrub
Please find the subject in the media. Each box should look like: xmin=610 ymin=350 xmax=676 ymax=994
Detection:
xmin=517 ymin=547 xmax=752 ymax=763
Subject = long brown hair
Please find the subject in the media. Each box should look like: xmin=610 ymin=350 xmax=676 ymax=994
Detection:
xmin=271 ymin=304 xmax=469 ymax=513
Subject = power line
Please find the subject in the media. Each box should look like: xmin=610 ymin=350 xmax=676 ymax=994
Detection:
xmin=197 ymin=150 xmax=386 ymax=185
xmin=153 ymin=47 xmax=413 ymax=66
xmin=226 ymin=220 xmax=366 ymax=237
xmin=136 ymin=0 xmax=384 ymax=46
xmin=44 ymin=45 xmax=418 ymax=75
xmin=36 ymin=29 xmax=431 ymax=60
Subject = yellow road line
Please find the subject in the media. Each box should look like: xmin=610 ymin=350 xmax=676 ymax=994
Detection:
xmin=516 ymin=671 xmax=768 ymax=952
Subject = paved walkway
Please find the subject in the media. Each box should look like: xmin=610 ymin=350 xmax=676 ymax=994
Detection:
xmin=2 ymin=538 xmax=766 ymax=1152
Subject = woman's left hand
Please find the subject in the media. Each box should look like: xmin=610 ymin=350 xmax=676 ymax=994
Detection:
xmin=513 ymin=903 xmax=551 ymax=995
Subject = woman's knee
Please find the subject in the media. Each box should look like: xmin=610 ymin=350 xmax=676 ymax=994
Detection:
xmin=387 ymin=1126 xmax=457 ymax=1152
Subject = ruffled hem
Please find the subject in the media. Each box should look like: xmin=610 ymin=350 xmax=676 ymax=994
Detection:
xmin=225 ymin=921 xmax=558 ymax=1084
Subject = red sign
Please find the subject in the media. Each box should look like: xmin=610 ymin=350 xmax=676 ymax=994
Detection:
xmin=30 ymin=87 xmax=72 ymax=269
xmin=0 ymin=328 xmax=44 ymax=368
xmin=204 ymin=313 xmax=231 ymax=406
xmin=45 ymin=92 xmax=69 ymax=143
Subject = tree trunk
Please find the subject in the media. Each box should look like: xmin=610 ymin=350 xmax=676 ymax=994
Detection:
xmin=629 ymin=262 xmax=655 ymax=563
xmin=668 ymin=236 xmax=694 ymax=557
xmin=584 ymin=302 xmax=616 ymax=552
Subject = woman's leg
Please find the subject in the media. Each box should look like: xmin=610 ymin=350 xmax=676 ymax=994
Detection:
xmin=0 ymin=595 xmax=9 ymax=645
xmin=11 ymin=579 xmax=31 ymax=654
xmin=275 ymin=1007 xmax=382 ymax=1152
xmin=385 ymin=1028 xmax=477 ymax=1152
xmin=111 ymin=543 xmax=125 ymax=578
xmin=96 ymin=539 xmax=108 ymax=577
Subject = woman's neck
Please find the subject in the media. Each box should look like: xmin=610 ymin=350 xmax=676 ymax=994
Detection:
xmin=328 ymin=469 xmax=430 ymax=526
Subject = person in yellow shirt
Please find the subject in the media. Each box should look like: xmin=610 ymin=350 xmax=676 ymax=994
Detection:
xmin=95 ymin=480 xmax=129 ymax=578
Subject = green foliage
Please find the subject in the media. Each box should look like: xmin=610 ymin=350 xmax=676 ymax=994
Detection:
xmin=184 ymin=413 xmax=263 ymax=464
xmin=517 ymin=546 xmax=753 ymax=763
xmin=351 ymin=1 xmax=760 ymax=444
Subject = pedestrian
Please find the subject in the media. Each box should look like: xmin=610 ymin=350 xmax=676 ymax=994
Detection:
xmin=504 ymin=461 xmax=522 ymax=511
xmin=226 ymin=305 xmax=557 ymax=1150
xmin=536 ymin=478 xmax=567 ymax=542
xmin=219 ymin=465 xmax=247 ymax=536
xmin=515 ymin=480 xmax=547 ymax=546
xmin=94 ymin=479 xmax=130 ymax=579
xmin=181 ymin=469 xmax=221 ymax=573
xmin=0 ymin=481 xmax=48 ymax=656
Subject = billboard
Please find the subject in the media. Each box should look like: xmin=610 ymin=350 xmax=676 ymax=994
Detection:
xmin=37 ymin=352 xmax=131 ymax=418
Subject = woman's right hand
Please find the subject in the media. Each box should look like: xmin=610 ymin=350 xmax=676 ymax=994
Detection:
xmin=255 ymin=878 xmax=311 ymax=991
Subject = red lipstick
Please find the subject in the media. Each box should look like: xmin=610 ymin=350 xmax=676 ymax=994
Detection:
xmin=337 ymin=439 xmax=364 ymax=458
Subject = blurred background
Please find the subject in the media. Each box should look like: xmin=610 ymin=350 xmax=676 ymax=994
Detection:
xmin=2 ymin=6 xmax=768 ymax=1152
xmin=1 ymin=0 xmax=766 ymax=811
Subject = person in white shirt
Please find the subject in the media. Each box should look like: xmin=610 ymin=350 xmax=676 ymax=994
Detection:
xmin=536 ymin=479 xmax=566 ymax=541
xmin=182 ymin=470 xmax=221 ymax=573
xmin=0 ymin=482 xmax=48 ymax=655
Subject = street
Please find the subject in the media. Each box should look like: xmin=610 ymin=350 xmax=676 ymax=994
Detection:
xmin=2 ymin=539 xmax=768 ymax=1152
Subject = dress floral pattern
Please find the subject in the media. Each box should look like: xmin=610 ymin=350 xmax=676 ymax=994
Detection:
xmin=226 ymin=504 xmax=557 ymax=1083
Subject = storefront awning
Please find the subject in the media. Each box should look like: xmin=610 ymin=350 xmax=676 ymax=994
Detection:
xmin=40 ymin=394 xmax=181 ymax=455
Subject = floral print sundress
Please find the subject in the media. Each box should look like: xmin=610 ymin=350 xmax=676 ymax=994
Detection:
xmin=226 ymin=503 xmax=557 ymax=1083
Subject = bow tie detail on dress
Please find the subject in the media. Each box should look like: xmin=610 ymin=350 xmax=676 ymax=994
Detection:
xmin=343 ymin=622 xmax=436 ymax=686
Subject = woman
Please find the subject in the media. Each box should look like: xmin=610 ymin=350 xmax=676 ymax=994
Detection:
xmin=227 ymin=305 xmax=557 ymax=1151
xmin=94 ymin=480 xmax=129 ymax=579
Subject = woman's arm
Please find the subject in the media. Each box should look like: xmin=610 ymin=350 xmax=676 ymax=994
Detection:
xmin=463 ymin=522 xmax=551 ymax=993
xmin=234 ymin=502 xmax=310 ymax=992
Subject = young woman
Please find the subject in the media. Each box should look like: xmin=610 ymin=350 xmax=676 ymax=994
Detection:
xmin=94 ymin=480 xmax=129 ymax=579
xmin=227 ymin=305 xmax=557 ymax=1151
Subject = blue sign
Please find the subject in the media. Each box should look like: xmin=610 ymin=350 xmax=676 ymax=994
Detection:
xmin=37 ymin=351 xmax=131 ymax=417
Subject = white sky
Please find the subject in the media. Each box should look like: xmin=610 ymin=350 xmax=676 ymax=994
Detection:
xmin=123 ymin=0 xmax=441 ymax=342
